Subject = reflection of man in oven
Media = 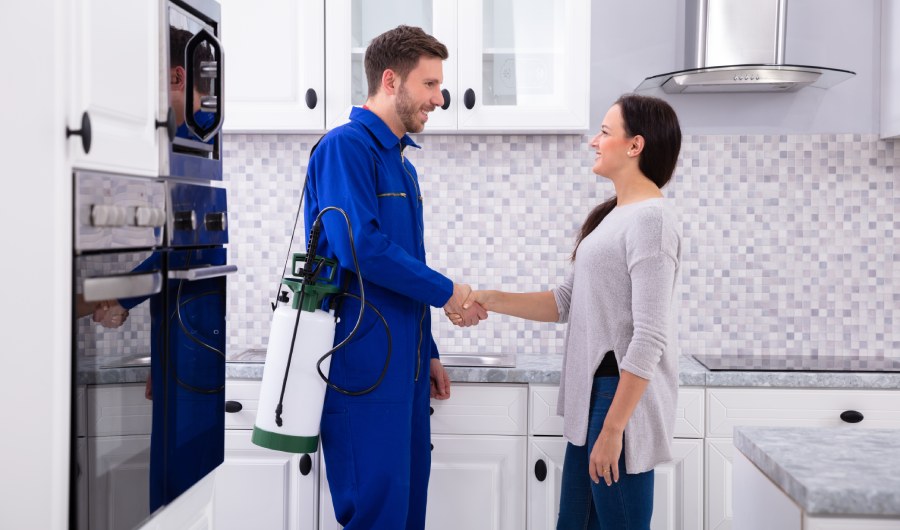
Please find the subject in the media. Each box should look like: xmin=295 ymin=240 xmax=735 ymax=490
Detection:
xmin=75 ymin=297 xmax=129 ymax=328
xmin=169 ymin=27 xmax=216 ymax=142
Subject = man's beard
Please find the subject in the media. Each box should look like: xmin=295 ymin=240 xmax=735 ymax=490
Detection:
xmin=396 ymin=83 xmax=426 ymax=134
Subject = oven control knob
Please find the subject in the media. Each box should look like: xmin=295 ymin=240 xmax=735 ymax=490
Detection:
xmin=154 ymin=208 xmax=166 ymax=227
xmin=174 ymin=210 xmax=197 ymax=231
xmin=135 ymin=206 xmax=152 ymax=227
xmin=205 ymin=212 xmax=227 ymax=232
xmin=91 ymin=204 xmax=122 ymax=227
xmin=113 ymin=206 xmax=127 ymax=226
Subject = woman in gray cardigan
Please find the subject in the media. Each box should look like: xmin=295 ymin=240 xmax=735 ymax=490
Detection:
xmin=459 ymin=94 xmax=682 ymax=529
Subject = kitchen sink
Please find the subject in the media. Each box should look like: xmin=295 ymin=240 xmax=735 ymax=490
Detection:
xmin=440 ymin=354 xmax=516 ymax=368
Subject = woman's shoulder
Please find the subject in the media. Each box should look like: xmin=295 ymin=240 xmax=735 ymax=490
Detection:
xmin=624 ymin=200 xmax=681 ymax=257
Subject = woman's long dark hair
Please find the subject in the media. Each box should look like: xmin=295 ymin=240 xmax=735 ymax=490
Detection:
xmin=572 ymin=94 xmax=682 ymax=260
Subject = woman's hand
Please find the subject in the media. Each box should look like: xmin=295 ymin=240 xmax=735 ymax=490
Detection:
xmin=589 ymin=427 xmax=623 ymax=486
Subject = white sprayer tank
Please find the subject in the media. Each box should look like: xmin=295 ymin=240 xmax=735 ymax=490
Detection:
xmin=252 ymin=303 xmax=335 ymax=453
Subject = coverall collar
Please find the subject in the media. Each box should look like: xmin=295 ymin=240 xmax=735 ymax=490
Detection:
xmin=351 ymin=106 xmax=422 ymax=152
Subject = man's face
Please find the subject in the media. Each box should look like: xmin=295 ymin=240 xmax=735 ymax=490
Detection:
xmin=394 ymin=56 xmax=445 ymax=134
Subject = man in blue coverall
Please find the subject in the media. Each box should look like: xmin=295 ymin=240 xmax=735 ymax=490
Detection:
xmin=304 ymin=25 xmax=487 ymax=529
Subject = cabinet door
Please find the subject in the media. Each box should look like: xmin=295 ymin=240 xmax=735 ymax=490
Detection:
xmin=427 ymin=434 xmax=526 ymax=530
xmin=324 ymin=0 xmax=458 ymax=131
xmin=882 ymin=0 xmax=900 ymax=139
xmin=215 ymin=430 xmax=314 ymax=530
xmin=651 ymin=439 xmax=704 ymax=530
xmin=527 ymin=437 xmax=567 ymax=530
xmin=221 ymin=0 xmax=325 ymax=132
xmin=87 ymin=435 xmax=152 ymax=530
xmin=456 ymin=0 xmax=590 ymax=131
xmin=68 ymin=0 xmax=160 ymax=175
xmin=706 ymin=438 xmax=735 ymax=530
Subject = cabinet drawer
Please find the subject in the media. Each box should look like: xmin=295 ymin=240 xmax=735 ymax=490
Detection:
xmin=706 ymin=388 xmax=900 ymax=437
xmin=224 ymin=380 xmax=263 ymax=430
xmin=530 ymin=385 xmax=705 ymax=439
xmin=86 ymin=384 xmax=152 ymax=437
xmin=431 ymin=384 xmax=527 ymax=436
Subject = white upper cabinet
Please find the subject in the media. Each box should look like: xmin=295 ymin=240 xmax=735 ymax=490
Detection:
xmin=67 ymin=0 xmax=160 ymax=176
xmin=325 ymin=0 xmax=590 ymax=133
xmin=220 ymin=0 xmax=325 ymax=132
xmin=881 ymin=0 xmax=899 ymax=139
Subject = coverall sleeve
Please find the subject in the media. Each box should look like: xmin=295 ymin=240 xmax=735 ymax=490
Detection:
xmin=310 ymin=133 xmax=453 ymax=308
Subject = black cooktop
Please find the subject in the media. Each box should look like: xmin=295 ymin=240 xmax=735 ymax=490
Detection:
xmin=692 ymin=354 xmax=900 ymax=373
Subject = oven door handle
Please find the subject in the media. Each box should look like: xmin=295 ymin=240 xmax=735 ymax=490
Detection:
xmin=82 ymin=271 xmax=163 ymax=302
xmin=169 ymin=264 xmax=238 ymax=282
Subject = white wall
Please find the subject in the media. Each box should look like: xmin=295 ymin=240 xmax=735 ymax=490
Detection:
xmin=0 ymin=1 xmax=72 ymax=529
xmin=589 ymin=0 xmax=881 ymax=134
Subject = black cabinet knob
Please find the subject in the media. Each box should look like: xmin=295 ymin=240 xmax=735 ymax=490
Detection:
xmin=534 ymin=459 xmax=547 ymax=481
xmin=305 ymin=88 xmax=318 ymax=109
xmin=440 ymin=89 xmax=451 ymax=110
xmin=840 ymin=410 xmax=864 ymax=423
xmin=225 ymin=400 xmax=243 ymax=413
xmin=299 ymin=454 xmax=312 ymax=476
xmin=66 ymin=111 xmax=92 ymax=154
xmin=429 ymin=406 xmax=434 ymax=416
xmin=156 ymin=107 xmax=176 ymax=141
xmin=463 ymin=88 xmax=476 ymax=110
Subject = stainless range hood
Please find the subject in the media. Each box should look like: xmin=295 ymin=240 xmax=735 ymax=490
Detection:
xmin=636 ymin=0 xmax=854 ymax=93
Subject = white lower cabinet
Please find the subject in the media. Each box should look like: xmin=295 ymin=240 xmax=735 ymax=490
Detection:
xmin=217 ymin=382 xmax=319 ymax=530
xmin=527 ymin=385 xmax=705 ymax=530
xmin=706 ymin=387 xmax=900 ymax=530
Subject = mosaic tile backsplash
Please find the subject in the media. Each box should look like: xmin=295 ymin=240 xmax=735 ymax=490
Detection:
xmin=223 ymin=133 xmax=898 ymax=360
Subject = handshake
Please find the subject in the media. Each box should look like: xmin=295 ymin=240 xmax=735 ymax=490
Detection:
xmin=443 ymin=283 xmax=489 ymax=327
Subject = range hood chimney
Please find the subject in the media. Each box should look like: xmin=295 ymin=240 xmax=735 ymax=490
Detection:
xmin=636 ymin=0 xmax=854 ymax=93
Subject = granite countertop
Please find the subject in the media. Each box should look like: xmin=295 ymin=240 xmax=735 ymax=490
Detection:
xmin=734 ymin=426 xmax=900 ymax=516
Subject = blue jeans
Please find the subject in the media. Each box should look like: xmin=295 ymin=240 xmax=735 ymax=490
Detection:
xmin=556 ymin=376 xmax=654 ymax=529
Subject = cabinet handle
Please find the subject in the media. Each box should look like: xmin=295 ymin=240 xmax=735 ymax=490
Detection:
xmin=534 ymin=459 xmax=547 ymax=482
xmin=224 ymin=400 xmax=243 ymax=413
xmin=429 ymin=406 xmax=434 ymax=416
xmin=299 ymin=454 xmax=312 ymax=476
xmin=463 ymin=89 xmax=476 ymax=110
xmin=156 ymin=107 xmax=176 ymax=141
xmin=840 ymin=410 xmax=864 ymax=423
xmin=440 ymin=89 xmax=451 ymax=110
xmin=305 ymin=88 xmax=318 ymax=109
xmin=66 ymin=111 xmax=92 ymax=154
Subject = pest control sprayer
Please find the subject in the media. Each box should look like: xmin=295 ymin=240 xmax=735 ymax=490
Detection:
xmin=252 ymin=208 xmax=392 ymax=454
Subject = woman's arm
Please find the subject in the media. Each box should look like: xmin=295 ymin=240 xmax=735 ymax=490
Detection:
xmin=463 ymin=290 xmax=559 ymax=322
xmin=589 ymin=370 xmax=650 ymax=485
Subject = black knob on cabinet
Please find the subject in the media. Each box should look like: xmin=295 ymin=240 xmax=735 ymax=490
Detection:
xmin=440 ymin=89 xmax=451 ymax=110
xmin=534 ymin=459 xmax=548 ymax=482
xmin=205 ymin=212 xmax=227 ymax=231
xmin=66 ymin=111 xmax=92 ymax=154
xmin=305 ymin=88 xmax=318 ymax=109
xmin=840 ymin=410 xmax=864 ymax=423
xmin=299 ymin=454 xmax=313 ymax=476
xmin=430 ymin=443 xmax=434 ymax=451
xmin=174 ymin=210 xmax=196 ymax=231
xmin=225 ymin=400 xmax=243 ymax=413
xmin=156 ymin=107 xmax=176 ymax=141
xmin=429 ymin=406 xmax=434 ymax=416
xmin=463 ymin=89 xmax=476 ymax=110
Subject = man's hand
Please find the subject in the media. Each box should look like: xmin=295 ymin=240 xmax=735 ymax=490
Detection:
xmin=92 ymin=300 xmax=129 ymax=329
xmin=430 ymin=358 xmax=451 ymax=400
xmin=443 ymin=283 xmax=488 ymax=327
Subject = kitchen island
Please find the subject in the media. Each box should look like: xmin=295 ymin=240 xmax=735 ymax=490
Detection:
xmin=733 ymin=426 xmax=900 ymax=529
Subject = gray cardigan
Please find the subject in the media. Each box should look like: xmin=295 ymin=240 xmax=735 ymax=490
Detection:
xmin=552 ymin=198 xmax=681 ymax=474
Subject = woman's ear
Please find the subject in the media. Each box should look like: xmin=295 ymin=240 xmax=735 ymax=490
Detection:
xmin=629 ymin=135 xmax=645 ymax=157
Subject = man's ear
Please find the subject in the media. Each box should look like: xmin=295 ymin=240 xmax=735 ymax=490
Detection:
xmin=381 ymin=69 xmax=398 ymax=96
xmin=171 ymin=66 xmax=186 ymax=88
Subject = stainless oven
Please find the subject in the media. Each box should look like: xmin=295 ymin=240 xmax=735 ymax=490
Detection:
xmin=159 ymin=0 xmax=224 ymax=181
xmin=71 ymin=171 xmax=234 ymax=529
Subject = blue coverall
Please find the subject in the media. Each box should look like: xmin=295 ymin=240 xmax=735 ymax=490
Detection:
xmin=304 ymin=107 xmax=453 ymax=530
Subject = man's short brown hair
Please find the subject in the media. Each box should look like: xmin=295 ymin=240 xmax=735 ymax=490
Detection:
xmin=364 ymin=25 xmax=449 ymax=97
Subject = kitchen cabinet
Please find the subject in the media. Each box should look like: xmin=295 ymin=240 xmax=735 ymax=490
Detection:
xmin=67 ymin=0 xmax=161 ymax=175
xmin=705 ymin=387 xmax=900 ymax=530
xmin=324 ymin=0 xmax=590 ymax=133
xmin=85 ymin=384 xmax=152 ymax=530
xmin=216 ymin=380 xmax=319 ymax=530
xmin=319 ymin=383 xmax=528 ymax=530
xmin=220 ymin=0 xmax=325 ymax=132
xmin=528 ymin=385 xmax=705 ymax=530
xmin=881 ymin=0 xmax=900 ymax=139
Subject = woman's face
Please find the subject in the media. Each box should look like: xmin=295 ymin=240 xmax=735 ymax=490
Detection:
xmin=589 ymin=104 xmax=632 ymax=178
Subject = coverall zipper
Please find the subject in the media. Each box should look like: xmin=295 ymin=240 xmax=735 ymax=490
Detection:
xmin=415 ymin=304 xmax=425 ymax=381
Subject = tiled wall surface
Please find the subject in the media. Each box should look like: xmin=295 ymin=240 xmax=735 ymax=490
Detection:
xmin=223 ymin=133 xmax=898 ymax=359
